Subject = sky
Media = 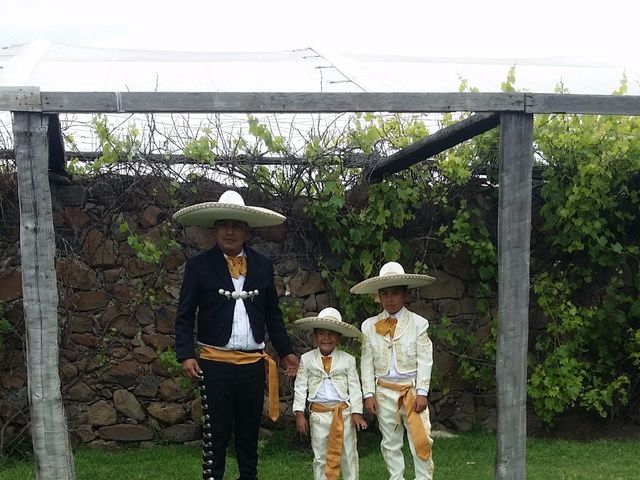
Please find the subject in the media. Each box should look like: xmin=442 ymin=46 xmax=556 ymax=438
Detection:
xmin=2 ymin=0 xmax=640 ymax=72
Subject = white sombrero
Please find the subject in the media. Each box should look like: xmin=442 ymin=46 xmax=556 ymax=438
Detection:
xmin=173 ymin=190 xmax=286 ymax=228
xmin=295 ymin=307 xmax=361 ymax=338
xmin=350 ymin=261 xmax=436 ymax=295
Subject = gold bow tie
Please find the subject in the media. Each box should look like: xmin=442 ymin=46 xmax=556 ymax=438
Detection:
xmin=226 ymin=256 xmax=247 ymax=279
xmin=321 ymin=356 xmax=332 ymax=374
xmin=375 ymin=317 xmax=397 ymax=337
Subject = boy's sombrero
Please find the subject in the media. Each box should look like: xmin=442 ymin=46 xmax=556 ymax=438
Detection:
xmin=295 ymin=307 xmax=361 ymax=338
xmin=350 ymin=261 xmax=435 ymax=295
xmin=173 ymin=190 xmax=286 ymax=228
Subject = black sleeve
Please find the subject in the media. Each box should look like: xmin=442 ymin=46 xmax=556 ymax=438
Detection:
xmin=263 ymin=261 xmax=293 ymax=358
xmin=174 ymin=257 xmax=200 ymax=361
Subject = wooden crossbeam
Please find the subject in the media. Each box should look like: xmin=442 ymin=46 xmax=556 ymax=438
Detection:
xmin=38 ymin=92 xmax=526 ymax=113
xmin=3 ymin=89 xmax=640 ymax=115
xmin=366 ymin=112 xmax=500 ymax=182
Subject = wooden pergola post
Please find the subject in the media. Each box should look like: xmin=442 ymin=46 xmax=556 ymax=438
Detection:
xmin=13 ymin=111 xmax=75 ymax=480
xmin=496 ymin=112 xmax=534 ymax=480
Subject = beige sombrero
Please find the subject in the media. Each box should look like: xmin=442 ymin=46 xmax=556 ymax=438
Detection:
xmin=173 ymin=190 xmax=286 ymax=228
xmin=295 ymin=307 xmax=361 ymax=338
xmin=350 ymin=261 xmax=435 ymax=295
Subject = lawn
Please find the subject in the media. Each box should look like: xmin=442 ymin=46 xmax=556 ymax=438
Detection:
xmin=2 ymin=429 xmax=639 ymax=479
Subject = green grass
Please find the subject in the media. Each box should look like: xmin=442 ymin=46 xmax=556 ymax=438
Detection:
xmin=2 ymin=430 xmax=639 ymax=479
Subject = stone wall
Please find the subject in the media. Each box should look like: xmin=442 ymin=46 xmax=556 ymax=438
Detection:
xmin=0 ymin=173 xmax=497 ymax=450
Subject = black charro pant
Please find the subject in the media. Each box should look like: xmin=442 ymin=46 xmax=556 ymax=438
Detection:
xmin=200 ymin=357 xmax=265 ymax=480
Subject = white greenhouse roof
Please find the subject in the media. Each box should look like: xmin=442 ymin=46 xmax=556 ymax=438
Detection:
xmin=1 ymin=39 xmax=638 ymax=95
xmin=1 ymin=40 xmax=639 ymax=154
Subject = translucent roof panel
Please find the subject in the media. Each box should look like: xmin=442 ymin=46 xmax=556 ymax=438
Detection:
xmin=2 ymin=40 xmax=638 ymax=94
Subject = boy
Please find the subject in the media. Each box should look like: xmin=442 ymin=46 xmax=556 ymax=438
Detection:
xmin=351 ymin=262 xmax=436 ymax=480
xmin=294 ymin=307 xmax=368 ymax=480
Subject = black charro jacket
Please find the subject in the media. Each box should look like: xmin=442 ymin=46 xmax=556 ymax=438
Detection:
xmin=174 ymin=244 xmax=293 ymax=362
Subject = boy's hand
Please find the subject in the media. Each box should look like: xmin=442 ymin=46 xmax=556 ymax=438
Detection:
xmin=295 ymin=412 xmax=309 ymax=436
xmin=364 ymin=397 xmax=378 ymax=416
xmin=413 ymin=394 xmax=428 ymax=413
xmin=351 ymin=413 xmax=368 ymax=431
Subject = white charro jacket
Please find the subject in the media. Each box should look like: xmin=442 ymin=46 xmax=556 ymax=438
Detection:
xmin=293 ymin=348 xmax=364 ymax=414
xmin=360 ymin=307 xmax=433 ymax=397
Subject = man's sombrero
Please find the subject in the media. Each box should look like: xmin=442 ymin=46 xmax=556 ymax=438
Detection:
xmin=350 ymin=261 xmax=435 ymax=295
xmin=173 ymin=190 xmax=286 ymax=228
xmin=295 ymin=307 xmax=361 ymax=338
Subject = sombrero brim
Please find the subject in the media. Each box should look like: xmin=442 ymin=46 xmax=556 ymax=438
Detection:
xmin=350 ymin=274 xmax=435 ymax=295
xmin=173 ymin=202 xmax=286 ymax=228
xmin=295 ymin=318 xmax=362 ymax=338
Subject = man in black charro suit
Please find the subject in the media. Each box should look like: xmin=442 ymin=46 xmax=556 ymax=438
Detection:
xmin=174 ymin=190 xmax=299 ymax=480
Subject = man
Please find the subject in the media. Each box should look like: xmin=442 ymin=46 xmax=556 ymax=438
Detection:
xmin=174 ymin=189 xmax=299 ymax=480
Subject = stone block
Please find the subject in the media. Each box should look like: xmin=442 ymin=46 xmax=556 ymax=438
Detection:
xmin=66 ymin=381 xmax=94 ymax=402
xmin=88 ymin=400 xmax=117 ymax=426
xmin=146 ymin=402 xmax=187 ymax=424
xmin=56 ymin=258 xmax=97 ymax=290
xmin=160 ymin=424 xmax=200 ymax=443
xmin=0 ymin=268 xmax=21 ymax=302
xmin=98 ymin=424 xmax=155 ymax=442
xmin=113 ymin=389 xmax=146 ymax=421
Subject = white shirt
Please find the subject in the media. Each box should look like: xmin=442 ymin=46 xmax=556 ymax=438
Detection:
xmin=223 ymin=251 xmax=264 ymax=350
xmin=307 ymin=351 xmax=348 ymax=404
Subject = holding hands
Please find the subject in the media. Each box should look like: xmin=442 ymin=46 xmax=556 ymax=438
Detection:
xmin=351 ymin=413 xmax=368 ymax=431
xmin=364 ymin=396 xmax=379 ymax=416
xmin=182 ymin=358 xmax=203 ymax=380
xmin=282 ymin=353 xmax=299 ymax=377
xmin=295 ymin=412 xmax=309 ymax=437
xmin=413 ymin=394 xmax=428 ymax=413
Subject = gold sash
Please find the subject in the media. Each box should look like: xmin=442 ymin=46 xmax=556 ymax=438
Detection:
xmin=199 ymin=346 xmax=280 ymax=421
xmin=310 ymin=402 xmax=348 ymax=480
xmin=377 ymin=379 xmax=431 ymax=460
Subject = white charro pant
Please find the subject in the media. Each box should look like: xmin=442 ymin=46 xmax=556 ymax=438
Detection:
xmin=310 ymin=407 xmax=359 ymax=480
xmin=376 ymin=383 xmax=434 ymax=480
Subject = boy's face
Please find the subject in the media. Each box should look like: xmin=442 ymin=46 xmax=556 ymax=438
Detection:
xmin=313 ymin=328 xmax=342 ymax=356
xmin=378 ymin=286 xmax=410 ymax=315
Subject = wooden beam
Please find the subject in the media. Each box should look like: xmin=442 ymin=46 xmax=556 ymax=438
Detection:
xmin=46 ymin=114 xmax=67 ymax=176
xmin=0 ymin=149 xmax=372 ymax=167
xmin=0 ymin=87 xmax=41 ymax=111
xmin=526 ymin=93 xmax=640 ymax=115
xmin=38 ymin=91 xmax=526 ymax=113
xmin=13 ymin=112 xmax=75 ymax=479
xmin=5 ymin=88 xmax=640 ymax=115
xmin=366 ymin=112 xmax=500 ymax=182
xmin=495 ymin=112 xmax=533 ymax=480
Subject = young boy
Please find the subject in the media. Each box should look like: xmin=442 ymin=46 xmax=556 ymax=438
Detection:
xmin=293 ymin=307 xmax=368 ymax=480
xmin=351 ymin=262 xmax=436 ymax=480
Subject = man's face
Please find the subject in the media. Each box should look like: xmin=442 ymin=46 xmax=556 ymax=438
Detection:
xmin=378 ymin=286 xmax=409 ymax=315
xmin=313 ymin=328 xmax=341 ymax=356
xmin=213 ymin=219 xmax=250 ymax=256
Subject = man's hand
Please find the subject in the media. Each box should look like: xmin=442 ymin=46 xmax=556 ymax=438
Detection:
xmin=295 ymin=411 xmax=309 ymax=436
xmin=351 ymin=413 xmax=368 ymax=431
xmin=282 ymin=354 xmax=299 ymax=377
xmin=364 ymin=396 xmax=378 ymax=416
xmin=182 ymin=358 xmax=203 ymax=380
xmin=413 ymin=394 xmax=428 ymax=413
